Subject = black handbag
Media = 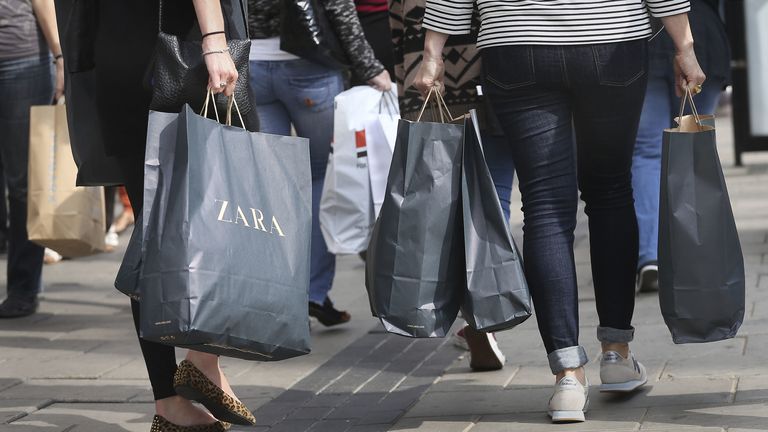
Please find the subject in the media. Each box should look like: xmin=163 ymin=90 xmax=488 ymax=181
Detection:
xmin=149 ymin=0 xmax=256 ymax=129
xmin=279 ymin=0 xmax=350 ymax=70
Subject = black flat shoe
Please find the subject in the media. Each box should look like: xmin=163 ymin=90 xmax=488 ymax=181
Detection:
xmin=150 ymin=415 xmax=230 ymax=432
xmin=308 ymin=298 xmax=351 ymax=327
xmin=173 ymin=360 xmax=255 ymax=426
xmin=0 ymin=297 xmax=38 ymax=318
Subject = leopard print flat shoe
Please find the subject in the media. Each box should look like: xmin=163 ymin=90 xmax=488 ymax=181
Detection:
xmin=150 ymin=415 xmax=230 ymax=431
xmin=173 ymin=360 xmax=256 ymax=425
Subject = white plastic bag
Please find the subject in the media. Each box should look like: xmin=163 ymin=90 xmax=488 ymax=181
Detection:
xmin=319 ymin=86 xmax=397 ymax=254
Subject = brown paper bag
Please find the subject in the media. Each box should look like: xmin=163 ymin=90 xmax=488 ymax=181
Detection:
xmin=27 ymin=104 xmax=106 ymax=257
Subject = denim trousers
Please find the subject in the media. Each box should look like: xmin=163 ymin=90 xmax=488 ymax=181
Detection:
xmin=0 ymin=55 xmax=51 ymax=302
xmin=249 ymin=59 xmax=344 ymax=305
xmin=482 ymin=40 xmax=648 ymax=373
xmin=483 ymin=132 xmax=514 ymax=222
xmin=633 ymin=50 xmax=724 ymax=268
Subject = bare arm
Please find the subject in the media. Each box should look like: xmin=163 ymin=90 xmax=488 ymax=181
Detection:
xmin=414 ymin=30 xmax=450 ymax=97
xmin=30 ymin=0 xmax=63 ymax=101
xmin=661 ymin=14 xmax=706 ymax=96
xmin=192 ymin=0 xmax=238 ymax=96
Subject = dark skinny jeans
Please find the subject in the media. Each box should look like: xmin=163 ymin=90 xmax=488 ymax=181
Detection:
xmin=482 ymin=39 xmax=648 ymax=374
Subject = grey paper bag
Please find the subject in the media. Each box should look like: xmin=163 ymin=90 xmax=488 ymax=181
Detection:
xmin=139 ymin=102 xmax=312 ymax=361
xmin=659 ymin=92 xmax=745 ymax=343
xmin=461 ymin=111 xmax=532 ymax=332
xmin=365 ymin=112 xmax=465 ymax=338
xmin=115 ymin=111 xmax=180 ymax=300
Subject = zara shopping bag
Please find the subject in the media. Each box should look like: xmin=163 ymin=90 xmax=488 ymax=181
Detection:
xmin=27 ymin=104 xmax=106 ymax=257
xmin=659 ymin=90 xmax=745 ymax=343
xmin=139 ymin=96 xmax=312 ymax=360
xmin=320 ymin=86 xmax=397 ymax=254
xmin=460 ymin=111 xmax=532 ymax=332
xmin=365 ymin=89 xmax=464 ymax=338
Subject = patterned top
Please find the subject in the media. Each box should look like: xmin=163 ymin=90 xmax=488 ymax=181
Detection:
xmin=390 ymin=0 xmax=484 ymax=121
xmin=423 ymin=0 xmax=691 ymax=49
xmin=247 ymin=0 xmax=384 ymax=81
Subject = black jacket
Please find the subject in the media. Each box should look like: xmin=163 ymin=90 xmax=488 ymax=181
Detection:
xmin=56 ymin=0 xmax=247 ymax=184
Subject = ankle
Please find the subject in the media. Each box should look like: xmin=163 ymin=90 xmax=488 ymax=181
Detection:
xmin=602 ymin=343 xmax=630 ymax=358
xmin=186 ymin=351 xmax=220 ymax=372
xmin=555 ymin=367 xmax=586 ymax=385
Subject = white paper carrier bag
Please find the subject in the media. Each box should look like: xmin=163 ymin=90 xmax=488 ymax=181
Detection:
xmin=320 ymin=86 xmax=399 ymax=254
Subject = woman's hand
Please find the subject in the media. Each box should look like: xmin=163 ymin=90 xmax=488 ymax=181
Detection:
xmin=674 ymin=46 xmax=706 ymax=97
xmin=413 ymin=54 xmax=444 ymax=97
xmin=368 ymin=70 xmax=392 ymax=92
xmin=203 ymin=34 xmax=238 ymax=97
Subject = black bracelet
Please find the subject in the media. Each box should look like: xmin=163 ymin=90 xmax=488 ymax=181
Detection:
xmin=52 ymin=53 xmax=63 ymax=64
xmin=202 ymin=31 xmax=226 ymax=40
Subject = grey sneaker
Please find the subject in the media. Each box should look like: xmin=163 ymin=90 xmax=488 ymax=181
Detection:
xmin=548 ymin=376 xmax=589 ymax=423
xmin=599 ymin=351 xmax=647 ymax=392
xmin=637 ymin=262 xmax=659 ymax=293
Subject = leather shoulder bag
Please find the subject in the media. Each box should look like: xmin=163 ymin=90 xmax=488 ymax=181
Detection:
xmin=150 ymin=0 xmax=255 ymax=129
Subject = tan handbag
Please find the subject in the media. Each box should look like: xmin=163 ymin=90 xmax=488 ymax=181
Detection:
xmin=27 ymin=103 xmax=106 ymax=257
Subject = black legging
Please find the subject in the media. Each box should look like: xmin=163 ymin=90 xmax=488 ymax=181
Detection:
xmin=120 ymin=155 xmax=178 ymax=400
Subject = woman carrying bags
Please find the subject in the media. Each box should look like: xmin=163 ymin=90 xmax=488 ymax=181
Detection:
xmin=415 ymin=0 xmax=705 ymax=423
xmin=59 ymin=1 xmax=253 ymax=430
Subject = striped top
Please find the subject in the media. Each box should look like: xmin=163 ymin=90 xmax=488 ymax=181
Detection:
xmin=422 ymin=0 xmax=691 ymax=48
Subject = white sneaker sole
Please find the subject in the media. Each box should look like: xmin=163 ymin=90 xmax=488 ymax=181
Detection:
xmin=548 ymin=409 xmax=586 ymax=423
xmin=599 ymin=377 xmax=647 ymax=392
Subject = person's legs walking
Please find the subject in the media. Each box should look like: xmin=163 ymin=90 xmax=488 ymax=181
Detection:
xmin=0 ymin=56 xmax=50 ymax=318
xmin=483 ymin=46 xmax=584 ymax=373
xmin=270 ymin=59 xmax=348 ymax=326
xmin=569 ymin=40 xmax=649 ymax=393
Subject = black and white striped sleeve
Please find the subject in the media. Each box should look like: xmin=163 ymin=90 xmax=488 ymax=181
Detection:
xmin=422 ymin=0 xmax=475 ymax=35
xmin=646 ymin=0 xmax=691 ymax=17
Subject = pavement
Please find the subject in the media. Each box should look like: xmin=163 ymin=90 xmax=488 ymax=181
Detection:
xmin=2 ymin=106 xmax=768 ymax=431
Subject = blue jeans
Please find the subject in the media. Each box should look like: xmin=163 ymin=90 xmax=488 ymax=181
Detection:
xmin=0 ymin=55 xmax=51 ymax=302
xmin=633 ymin=52 xmax=723 ymax=268
xmin=483 ymin=41 xmax=647 ymax=374
xmin=483 ymin=133 xmax=514 ymax=222
xmin=249 ymin=59 xmax=344 ymax=305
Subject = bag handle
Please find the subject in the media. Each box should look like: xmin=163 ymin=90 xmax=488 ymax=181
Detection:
xmin=201 ymin=89 xmax=221 ymax=122
xmin=677 ymin=87 xmax=703 ymax=131
xmin=417 ymin=87 xmax=456 ymax=123
xmin=158 ymin=0 xmax=249 ymax=38
xmin=379 ymin=90 xmax=398 ymax=117
xmin=200 ymin=89 xmax=245 ymax=128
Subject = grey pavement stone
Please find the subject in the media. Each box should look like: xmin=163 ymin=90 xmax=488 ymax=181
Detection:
xmin=641 ymin=402 xmax=768 ymax=430
xmin=473 ymin=408 xmax=645 ymax=431
xmin=0 ymin=400 xmax=51 ymax=425
xmin=307 ymin=419 xmax=354 ymax=431
xmin=590 ymin=377 xmax=735 ymax=410
xmin=7 ymin=402 xmax=153 ymax=431
xmin=390 ymin=415 xmax=476 ymax=432
xmin=0 ymin=382 xmax=19 ymax=394
xmin=735 ymin=375 xmax=768 ymax=403
xmin=0 ymin=379 xmax=147 ymax=402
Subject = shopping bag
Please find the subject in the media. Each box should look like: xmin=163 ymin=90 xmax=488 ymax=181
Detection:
xmin=319 ymin=86 xmax=384 ymax=254
xmin=114 ymin=214 xmax=142 ymax=300
xmin=365 ymin=89 xmax=465 ymax=338
xmin=27 ymin=104 xmax=106 ymax=257
xmin=367 ymin=90 xmax=400 ymax=217
xmin=139 ymin=95 xmax=313 ymax=361
xmin=460 ymin=111 xmax=532 ymax=332
xmin=659 ymin=90 xmax=745 ymax=343
xmin=114 ymin=109 xmax=181 ymax=299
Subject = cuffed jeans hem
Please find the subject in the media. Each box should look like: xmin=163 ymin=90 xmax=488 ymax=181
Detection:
xmin=547 ymin=346 xmax=589 ymax=374
xmin=597 ymin=326 xmax=635 ymax=344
